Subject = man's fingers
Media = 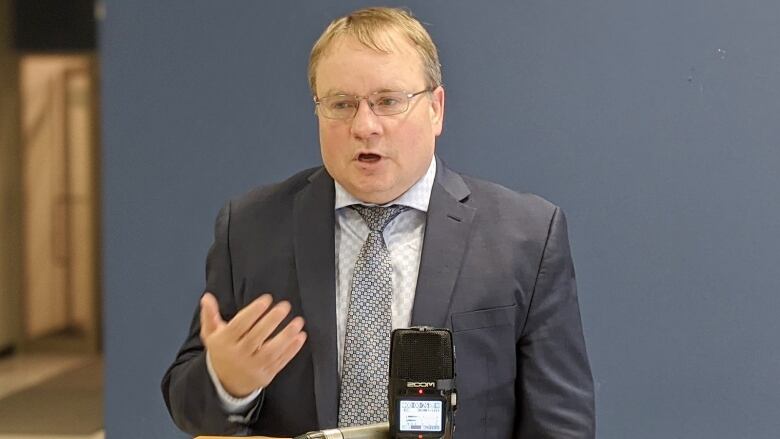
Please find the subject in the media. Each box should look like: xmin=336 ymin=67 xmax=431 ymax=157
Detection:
xmin=224 ymin=294 xmax=274 ymax=339
xmin=258 ymin=316 xmax=306 ymax=362
xmin=239 ymin=301 xmax=293 ymax=351
xmin=267 ymin=331 xmax=308 ymax=374
xmin=199 ymin=292 xmax=225 ymax=338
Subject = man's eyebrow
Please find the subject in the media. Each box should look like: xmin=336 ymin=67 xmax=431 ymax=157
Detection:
xmin=319 ymin=87 xmax=406 ymax=97
xmin=320 ymin=89 xmax=350 ymax=97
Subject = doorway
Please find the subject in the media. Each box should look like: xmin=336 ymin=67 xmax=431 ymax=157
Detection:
xmin=20 ymin=54 xmax=101 ymax=353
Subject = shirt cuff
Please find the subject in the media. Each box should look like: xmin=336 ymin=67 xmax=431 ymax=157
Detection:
xmin=206 ymin=350 xmax=263 ymax=414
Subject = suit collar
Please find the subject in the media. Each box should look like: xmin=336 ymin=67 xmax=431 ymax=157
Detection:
xmin=433 ymin=155 xmax=471 ymax=202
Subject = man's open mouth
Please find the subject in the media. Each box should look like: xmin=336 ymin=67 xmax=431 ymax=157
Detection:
xmin=357 ymin=153 xmax=382 ymax=163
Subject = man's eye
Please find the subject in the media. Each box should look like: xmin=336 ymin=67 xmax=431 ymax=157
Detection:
xmin=330 ymin=99 xmax=356 ymax=110
xmin=376 ymin=97 xmax=400 ymax=106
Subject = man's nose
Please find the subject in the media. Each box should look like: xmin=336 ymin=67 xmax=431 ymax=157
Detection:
xmin=350 ymin=99 xmax=382 ymax=139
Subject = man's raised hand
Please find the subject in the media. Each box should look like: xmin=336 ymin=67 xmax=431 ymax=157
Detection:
xmin=199 ymin=292 xmax=307 ymax=398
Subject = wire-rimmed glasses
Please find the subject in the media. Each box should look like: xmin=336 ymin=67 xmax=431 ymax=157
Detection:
xmin=314 ymin=89 xmax=431 ymax=120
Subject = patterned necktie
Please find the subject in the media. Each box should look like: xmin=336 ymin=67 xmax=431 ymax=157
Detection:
xmin=338 ymin=204 xmax=408 ymax=427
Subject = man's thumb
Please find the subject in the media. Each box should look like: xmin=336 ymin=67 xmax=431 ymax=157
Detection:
xmin=199 ymin=292 xmax=225 ymax=337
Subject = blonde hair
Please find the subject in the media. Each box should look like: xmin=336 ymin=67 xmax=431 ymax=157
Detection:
xmin=308 ymin=7 xmax=442 ymax=96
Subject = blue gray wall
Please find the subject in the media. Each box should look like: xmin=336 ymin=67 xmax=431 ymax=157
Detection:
xmin=101 ymin=1 xmax=780 ymax=437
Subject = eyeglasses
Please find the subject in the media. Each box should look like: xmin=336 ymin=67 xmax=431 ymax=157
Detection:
xmin=314 ymin=89 xmax=431 ymax=120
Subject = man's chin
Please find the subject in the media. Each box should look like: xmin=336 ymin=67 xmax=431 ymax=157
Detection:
xmin=337 ymin=170 xmax=417 ymax=204
xmin=354 ymin=190 xmax=396 ymax=205
xmin=346 ymin=182 xmax=402 ymax=205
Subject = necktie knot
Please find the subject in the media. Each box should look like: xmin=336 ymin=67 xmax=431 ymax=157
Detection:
xmin=351 ymin=205 xmax=408 ymax=232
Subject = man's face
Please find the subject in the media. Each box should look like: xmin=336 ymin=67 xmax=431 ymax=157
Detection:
xmin=314 ymin=34 xmax=445 ymax=204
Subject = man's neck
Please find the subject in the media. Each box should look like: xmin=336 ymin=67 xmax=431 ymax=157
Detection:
xmin=333 ymin=156 xmax=437 ymax=212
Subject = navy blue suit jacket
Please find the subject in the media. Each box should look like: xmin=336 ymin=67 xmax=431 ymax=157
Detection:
xmin=162 ymin=158 xmax=595 ymax=438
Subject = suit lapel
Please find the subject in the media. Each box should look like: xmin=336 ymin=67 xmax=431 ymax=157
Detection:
xmin=293 ymin=167 xmax=339 ymax=429
xmin=411 ymin=159 xmax=476 ymax=328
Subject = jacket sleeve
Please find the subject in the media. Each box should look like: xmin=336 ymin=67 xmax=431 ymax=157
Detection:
xmin=161 ymin=201 xmax=264 ymax=436
xmin=515 ymin=207 xmax=596 ymax=438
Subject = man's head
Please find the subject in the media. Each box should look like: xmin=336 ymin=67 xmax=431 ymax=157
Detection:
xmin=309 ymin=7 xmax=445 ymax=204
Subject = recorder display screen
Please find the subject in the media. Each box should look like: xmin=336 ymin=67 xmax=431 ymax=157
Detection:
xmin=398 ymin=400 xmax=443 ymax=432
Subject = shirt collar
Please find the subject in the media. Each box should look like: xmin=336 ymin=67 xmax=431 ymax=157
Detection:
xmin=334 ymin=155 xmax=437 ymax=212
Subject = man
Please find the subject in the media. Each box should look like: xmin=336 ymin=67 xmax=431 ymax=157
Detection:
xmin=162 ymin=7 xmax=595 ymax=438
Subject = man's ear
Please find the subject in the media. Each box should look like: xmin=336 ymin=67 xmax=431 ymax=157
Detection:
xmin=429 ymin=86 xmax=445 ymax=136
